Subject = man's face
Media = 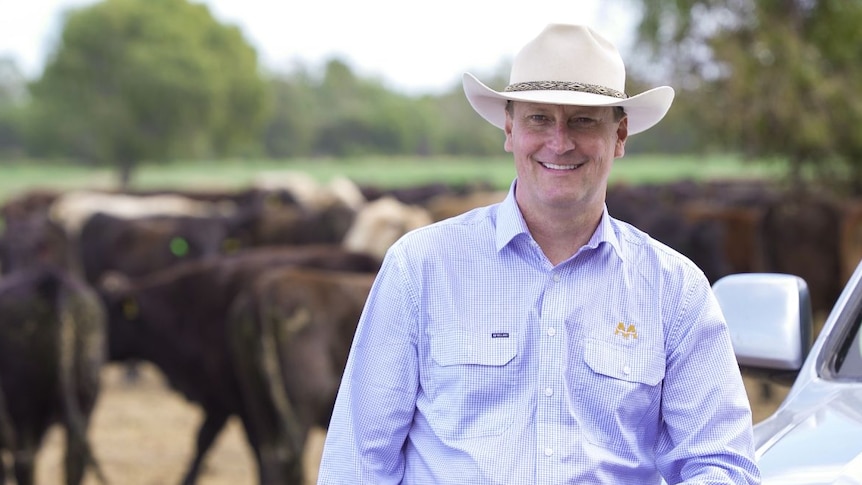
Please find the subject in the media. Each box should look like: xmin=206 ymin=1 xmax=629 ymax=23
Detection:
xmin=504 ymin=102 xmax=628 ymax=214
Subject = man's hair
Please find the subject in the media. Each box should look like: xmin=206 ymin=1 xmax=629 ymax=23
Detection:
xmin=505 ymin=100 xmax=625 ymax=121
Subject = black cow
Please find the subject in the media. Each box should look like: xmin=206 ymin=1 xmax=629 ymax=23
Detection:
xmin=76 ymin=210 xmax=266 ymax=384
xmin=227 ymin=267 xmax=375 ymax=483
xmin=95 ymin=245 xmax=379 ymax=485
xmin=77 ymin=211 xmax=258 ymax=285
xmin=0 ymin=266 xmax=107 ymax=485
xmin=0 ymin=214 xmax=74 ymax=276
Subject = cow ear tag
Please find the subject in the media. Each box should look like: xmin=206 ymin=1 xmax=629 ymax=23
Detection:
xmin=221 ymin=238 xmax=242 ymax=254
xmin=170 ymin=237 xmax=189 ymax=257
xmin=122 ymin=298 xmax=139 ymax=320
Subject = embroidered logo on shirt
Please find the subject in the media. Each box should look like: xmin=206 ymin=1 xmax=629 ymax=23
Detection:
xmin=614 ymin=322 xmax=638 ymax=339
xmin=491 ymin=332 xmax=509 ymax=338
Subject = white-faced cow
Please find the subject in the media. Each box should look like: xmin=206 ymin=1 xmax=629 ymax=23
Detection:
xmin=341 ymin=196 xmax=433 ymax=262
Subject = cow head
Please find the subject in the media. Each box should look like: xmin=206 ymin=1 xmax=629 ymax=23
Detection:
xmin=0 ymin=214 xmax=74 ymax=275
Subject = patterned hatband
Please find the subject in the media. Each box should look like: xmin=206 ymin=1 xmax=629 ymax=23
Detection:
xmin=504 ymin=81 xmax=627 ymax=99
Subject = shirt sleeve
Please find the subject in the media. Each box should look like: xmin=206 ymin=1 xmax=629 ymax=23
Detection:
xmin=317 ymin=246 xmax=420 ymax=484
xmin=655 ymin=269 xmax=761 ymax=484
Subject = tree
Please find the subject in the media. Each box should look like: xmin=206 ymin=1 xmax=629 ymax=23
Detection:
xmin=27 ymin=0 xmax=269 ymax=186
xmin=628 ymin=0 xmax=862 ymax=193
xmin=0 ymin=57 xmax=28 ymax=158
xmin=263 ymin=66 xmax=318 ymax=158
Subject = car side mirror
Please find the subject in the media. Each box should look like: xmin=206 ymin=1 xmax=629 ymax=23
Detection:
xmin=712 ymin=273 xmax=814 ymax=379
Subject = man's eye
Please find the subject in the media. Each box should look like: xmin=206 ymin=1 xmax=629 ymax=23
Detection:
xmin=527 ymin=115 xmax=550 ymax=122
xmin=571 ymin=117 xmax=598 ymax=126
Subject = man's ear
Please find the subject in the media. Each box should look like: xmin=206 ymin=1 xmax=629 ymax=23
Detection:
xmin=614 ymin=115 xmax=629 ymax=159
xmin=503 ymin=110 xmax=514 ymax=153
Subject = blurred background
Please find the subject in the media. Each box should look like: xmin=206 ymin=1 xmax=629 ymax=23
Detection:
xmin=0 ymin=0 xmax=857 ymax=191
xmin=1 ymin=1 xmax=861 ymax=484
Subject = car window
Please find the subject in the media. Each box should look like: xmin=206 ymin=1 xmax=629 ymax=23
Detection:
xmin=834 ymin=312 xmax=862 ymax=379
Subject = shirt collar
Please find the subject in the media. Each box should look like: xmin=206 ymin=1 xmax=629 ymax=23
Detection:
xmin=589 ymin=205 xmax=626 ymax=262
xmin=495 ymin=179 xmax=625 ymax=262
xmin=495 ymin=180 xmax=531 ymax=252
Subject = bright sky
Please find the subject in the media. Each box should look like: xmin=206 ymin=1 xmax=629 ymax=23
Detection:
xmin=0 ymin=0 xmax=637 ymax=95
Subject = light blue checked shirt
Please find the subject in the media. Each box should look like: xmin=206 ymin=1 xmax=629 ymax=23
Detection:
xmin=318 ymin=181 xmax=760 ymax=484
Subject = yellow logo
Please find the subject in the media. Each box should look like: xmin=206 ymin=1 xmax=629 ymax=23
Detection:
xmin=615 ymin=322 xmax=637 ymax=339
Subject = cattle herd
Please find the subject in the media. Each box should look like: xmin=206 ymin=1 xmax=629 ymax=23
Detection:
xmin=0 ymin=171 xmax=859 ymax=484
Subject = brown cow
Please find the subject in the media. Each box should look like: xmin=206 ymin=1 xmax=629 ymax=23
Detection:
xmin=95 ymin=245 xmax=380 ymax=485
xmin=760 ymin=191 xmax=843 ymax=320
xmin=227 ymin=267 xmax=375 ymax=484
xmin=606 ymin=183 xmax=731 ymax=283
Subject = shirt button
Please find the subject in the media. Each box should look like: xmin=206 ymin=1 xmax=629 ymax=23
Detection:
xmin=553 ymin=274 xmax=561 ymax=282
xmin=623 ymin=365 xmax=631 ymax=375
xmin=544 ymin=448 xmax=554 ymax=457
xmin=544 ymin=387 xmax=553 ymax=397
xmin=547 ymin=327 xmax=556 ymax=336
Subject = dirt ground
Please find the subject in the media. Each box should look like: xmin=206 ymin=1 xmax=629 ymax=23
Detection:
xmin=14 ymin=362 xmax=787 ymax=485
xmin=20 ymin=363 xmax=324 ymax=485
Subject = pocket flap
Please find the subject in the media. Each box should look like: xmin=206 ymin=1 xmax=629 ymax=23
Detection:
xmin=584 ymin=339 xmax=665 ymax=385
xmin=431 ymin=331 xmax=518 ymax=367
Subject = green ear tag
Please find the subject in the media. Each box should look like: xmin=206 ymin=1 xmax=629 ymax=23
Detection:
xmin=170 ymin=237 xmax=189 ymax=257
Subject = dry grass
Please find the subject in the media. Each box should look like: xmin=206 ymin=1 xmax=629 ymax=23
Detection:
xmin=14 ymin=363 xmax=787 ymax=485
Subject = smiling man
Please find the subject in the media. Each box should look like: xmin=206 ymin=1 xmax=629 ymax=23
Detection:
xmin=317 ymin=24 xmax=761 ymax=484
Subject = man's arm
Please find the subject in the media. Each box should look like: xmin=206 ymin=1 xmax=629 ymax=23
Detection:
xmin=317 ymin=251 xmax=420 ymax=484
xmin=656 ymin=274 xmax=761 ymax=484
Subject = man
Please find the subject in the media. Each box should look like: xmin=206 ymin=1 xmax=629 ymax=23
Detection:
xmin=317 ymin=23 xmax=760 ymax=484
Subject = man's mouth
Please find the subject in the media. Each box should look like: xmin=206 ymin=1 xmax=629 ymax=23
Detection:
xmin=540 ymin=162 xmax=585 ymax=170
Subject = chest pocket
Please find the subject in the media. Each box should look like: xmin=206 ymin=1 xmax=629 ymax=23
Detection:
xmin=426 ymin=331 xmax=520 ymax=439
xmin=575 ymin=339 xmax=666 ymax=451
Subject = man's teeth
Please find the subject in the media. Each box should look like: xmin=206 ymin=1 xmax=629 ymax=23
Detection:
xmin=542 ymin=162 xmax=580 ymax=170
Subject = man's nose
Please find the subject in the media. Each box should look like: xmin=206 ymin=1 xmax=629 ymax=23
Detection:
xmin=547 ymin=122 xmax=576 ymax=154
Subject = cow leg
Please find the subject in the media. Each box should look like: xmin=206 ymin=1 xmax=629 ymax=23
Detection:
xmin=238 ymin=416 xmax=304 ymax=485
xmin=64 ymin=421 xmax=89 ymax=485
xmin=0 ymin=450 xmax=6 ymax=485
xmin=258 ymin=446 xmax=304 ymax=485
xmin=12 ymin=448 xmax=35 ymax=485
xmin=179 ymin=410 xmax=229 ymax=485
xmin=122 ymin=359 xmax=142 ymax=384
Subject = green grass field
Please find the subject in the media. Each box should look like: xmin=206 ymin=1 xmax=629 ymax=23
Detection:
xmin=0 ymin=153 xmax=787 ymax=204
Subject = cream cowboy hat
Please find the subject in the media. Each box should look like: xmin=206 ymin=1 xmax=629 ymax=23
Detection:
xmin=463 ymin=23 xmax=675 ymax=135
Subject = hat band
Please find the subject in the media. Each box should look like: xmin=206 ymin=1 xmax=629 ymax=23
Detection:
xmin=504 ymin=81 xmax=627 ymax=99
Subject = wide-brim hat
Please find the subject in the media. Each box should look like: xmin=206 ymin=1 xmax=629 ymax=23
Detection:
xmin=463 ymin=23 xmax=675 ymax=135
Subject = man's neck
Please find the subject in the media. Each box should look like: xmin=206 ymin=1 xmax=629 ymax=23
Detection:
xmin=521 ymin=203 xmax=603 ymax=266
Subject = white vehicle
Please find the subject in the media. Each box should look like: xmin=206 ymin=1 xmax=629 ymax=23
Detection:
xmin=713 ymin=263 xmax=862 ymax=484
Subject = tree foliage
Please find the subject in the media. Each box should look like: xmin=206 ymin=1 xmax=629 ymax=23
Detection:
xmin=0 ymin=57 xmax=28 ymax=157
xmin=26 ymin=0 xmax=269 ymax=185
xmin=629 ymin=0 xmax=862 ymax=193
xmin=261 ymin=58 xmax=505 ymax=159
xmin=4 ymin=0 xmax=709 ymax=169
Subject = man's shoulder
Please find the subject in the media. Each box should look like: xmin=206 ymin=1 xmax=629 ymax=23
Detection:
xmin=609 ymin=216 xmax=704 ymax=276
xmin=391 ymin=203 xmax=499 ymax=254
